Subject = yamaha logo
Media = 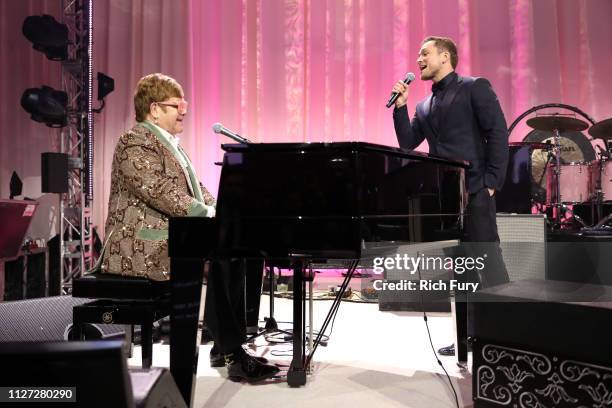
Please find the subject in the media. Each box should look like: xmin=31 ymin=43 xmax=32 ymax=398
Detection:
xmin=102 ymin=312 xmax=113 ymax=323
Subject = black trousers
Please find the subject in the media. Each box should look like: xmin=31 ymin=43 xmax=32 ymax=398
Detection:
xmin=204 ymin=259 xmax=247 ymax=354
xmin=455 ymin=188 xmax=509 ymax=360
xmin=464 ymin=188 xmax=509 ymax=287
xmin=204 ymin=258 xmax=264 ymax=354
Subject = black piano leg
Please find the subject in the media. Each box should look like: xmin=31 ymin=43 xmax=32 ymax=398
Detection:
xmin=288 ymin=259 xmax=307 ymax=387
xmin=453 ymin=299 xmax=468 ymax=363
xmin=170 ymin=257 xmax=205 ymax=407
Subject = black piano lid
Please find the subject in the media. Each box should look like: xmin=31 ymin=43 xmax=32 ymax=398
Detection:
xmin=221 ymin=141 xmax=470 ymax=169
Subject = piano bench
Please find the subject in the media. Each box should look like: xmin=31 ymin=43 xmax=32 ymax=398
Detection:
xmin=71 ymin=273 xmax=171 ymax=369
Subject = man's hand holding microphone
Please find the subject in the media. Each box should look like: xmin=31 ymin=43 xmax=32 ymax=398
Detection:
xmin=386 ymin=72 xmax=415 ymax=109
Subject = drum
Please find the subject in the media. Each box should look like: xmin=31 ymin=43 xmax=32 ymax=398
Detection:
xmin=589 ymin=159 xmax=612 ymax=201
xmin=525 ymin=129 xmax=596 ymax=203
xmin=546 ymin=162 xmax=590 ymax=203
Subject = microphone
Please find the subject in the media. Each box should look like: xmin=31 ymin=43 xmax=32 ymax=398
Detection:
xmin=212 ymin=122 xmax=251 ymax=143
xmin=386 ymin=72 xmax=416 ymax=108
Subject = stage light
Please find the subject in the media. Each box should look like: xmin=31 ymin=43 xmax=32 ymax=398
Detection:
xmin=20 ymin=86 xmax=68 ymax=127
xmin=22 ymin=15 xmax=68 ymax=61
xmin=97 ymin=72 xmax=115 ymax=100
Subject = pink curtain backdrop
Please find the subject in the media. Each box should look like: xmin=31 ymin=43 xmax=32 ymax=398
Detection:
xmin=2 ymin=0 xmax=612 ymax=236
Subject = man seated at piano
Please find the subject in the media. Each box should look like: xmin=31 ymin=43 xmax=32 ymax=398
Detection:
xmin=100 ymin=73 xmax=279 ymax=382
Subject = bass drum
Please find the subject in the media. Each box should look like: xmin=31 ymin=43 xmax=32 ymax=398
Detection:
xmin=523 ymin=129 xmax=596 ymax=204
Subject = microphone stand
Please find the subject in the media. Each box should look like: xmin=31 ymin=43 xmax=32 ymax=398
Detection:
xmin=591 ymin=146 xmax=611 ymax=229
xmin=537 ymin=149 xmax=553 ymax=202
xmin=222 ymin=133 xmax=251 ymax=144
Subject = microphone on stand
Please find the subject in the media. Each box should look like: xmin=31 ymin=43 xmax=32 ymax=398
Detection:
xmin=386 ymin=72 xmax=416 ymax=108
xmin=212 ymin=123 xmax=251 ymax=143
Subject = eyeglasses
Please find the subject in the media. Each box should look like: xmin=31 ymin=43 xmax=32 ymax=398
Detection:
xmin=157 ymin=99 xmax=188 ymax=114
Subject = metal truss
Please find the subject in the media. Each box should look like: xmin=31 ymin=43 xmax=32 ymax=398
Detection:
xmin=59 ymin=0 xmax=94 ymax=294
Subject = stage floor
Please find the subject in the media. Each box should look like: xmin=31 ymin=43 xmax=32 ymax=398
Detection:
xmin=128 ymin=293 xmax=473 ymax=407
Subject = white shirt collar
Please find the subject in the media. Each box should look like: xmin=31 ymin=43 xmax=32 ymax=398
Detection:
xmin=150 ymin=122 xmax=180 ymax=148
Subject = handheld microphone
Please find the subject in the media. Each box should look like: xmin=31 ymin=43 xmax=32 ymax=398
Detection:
xmin=212 ymin=123 xmax=251 ymax=143
xmin=386 ymin=72 xmax=416 ymax=108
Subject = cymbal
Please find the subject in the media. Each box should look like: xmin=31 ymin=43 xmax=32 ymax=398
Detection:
xmin=588 ymin=118 xmax=612 ymax=140
xmin=509 ymin=142 xmax=553 ymax=150
xmin=526 ymin=115 xmax=589 ymax=132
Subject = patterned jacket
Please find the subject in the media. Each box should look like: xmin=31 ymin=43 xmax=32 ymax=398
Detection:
xmin=101 ymin=122 xmax=215 ymax=281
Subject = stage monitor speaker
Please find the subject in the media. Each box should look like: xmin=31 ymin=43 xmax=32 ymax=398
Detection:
xmin=378 ymin=243 xmax=453 ymax=312
xmin=378 ymin=214 xmax=547 ymax=312
xmin=41 ymin=152 xmax=69 ymax=193
xmin=0 ymin=341 xmax=187 ymax=408
xmin=496 ymin=214 xmax=547 ymax=281
xmin=0 ymin=295 xmax=124 ymax=342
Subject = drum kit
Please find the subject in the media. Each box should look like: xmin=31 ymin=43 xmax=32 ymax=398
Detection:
xmin=523 ymin=114 xmax=612 ymax=230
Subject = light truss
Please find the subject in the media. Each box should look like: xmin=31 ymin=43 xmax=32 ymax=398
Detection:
xmin=59 ymin=0 xmax=94 ymax=294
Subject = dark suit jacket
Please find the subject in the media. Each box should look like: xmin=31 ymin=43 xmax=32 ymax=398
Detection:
xmin=393 ymin=74 xmax=508 ymax=194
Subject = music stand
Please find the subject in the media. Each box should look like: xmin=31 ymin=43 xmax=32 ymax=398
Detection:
xmin=0 ymin=199 xmax=38 ymax=260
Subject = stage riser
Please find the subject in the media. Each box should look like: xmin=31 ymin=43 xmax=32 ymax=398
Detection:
xmin=473 ymin=280 xmax=612 ymax=407
xmin=473 ymin=340 xmax=612 ymax=408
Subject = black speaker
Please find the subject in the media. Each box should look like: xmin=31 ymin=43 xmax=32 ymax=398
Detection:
xmin=3 ymin=256 xmax=25 ymax=301
xmin=0 ymin=341 xmax=187 ymax=408
xmin=41 ymin=152 xmax=69 ymax=193
xmin=3 ymin=251 xmax=46 ymax=300
xmin=0 ymin=296 xmax=124 ymax=342
xmin=546 ymin=232 xmax=612 ymax=284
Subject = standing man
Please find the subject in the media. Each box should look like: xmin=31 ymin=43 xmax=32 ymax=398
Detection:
xmin=102 ymin=73 xmax=278 ymax=382
xmin=391 ymin=36 xmax=509 ymax=356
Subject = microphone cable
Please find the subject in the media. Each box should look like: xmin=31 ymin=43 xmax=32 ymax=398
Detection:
xmin=416 ymin=251 xmax=460 ymax=408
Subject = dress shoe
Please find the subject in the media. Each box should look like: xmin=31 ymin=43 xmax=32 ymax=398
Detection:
xmin=438 ymin=339 xmax=473 ymax=357
xmin=438 ymin=343 xmax=455 ymax=356
xmin=209 ymin=345 xmax=268 ymax=368
xmin=225 ymin=350 xmax=279 ymax=383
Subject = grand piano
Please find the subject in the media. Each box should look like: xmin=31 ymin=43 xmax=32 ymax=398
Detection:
xmin=168 ymin=142 xmax=467 ymax=406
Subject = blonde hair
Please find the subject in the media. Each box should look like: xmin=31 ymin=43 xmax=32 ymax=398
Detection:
xmin=133 ymin=73 xmax=184 ymax=122
xmin=423 ymin=36 xmax=458 ymax=69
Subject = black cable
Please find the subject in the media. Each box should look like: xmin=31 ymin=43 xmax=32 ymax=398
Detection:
xmin=324 ymin=302 xmax=339 ymax=340
xmin=259 ymin=265 xmax=352 ymax=359
xmin=262 ymin=327 xmax=330 ymax=345
xmin=416 ymin=252 xmax=460 ymax=408
xmin=423 ymin=313 xmax=460 ymax=408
